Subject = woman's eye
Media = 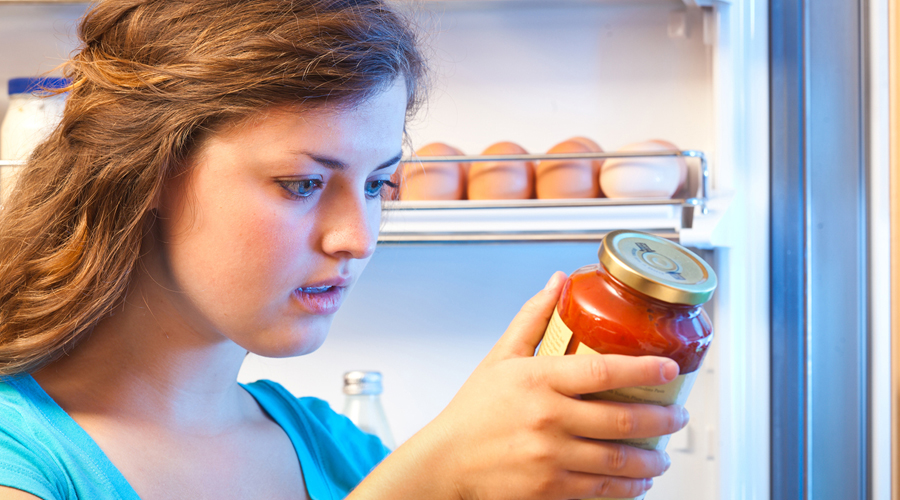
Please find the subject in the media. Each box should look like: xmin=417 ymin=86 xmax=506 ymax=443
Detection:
xmin=365 ymin=179 xmax=398 ymax=199
xmin=279 ymin=179 xmax=323 ymax=199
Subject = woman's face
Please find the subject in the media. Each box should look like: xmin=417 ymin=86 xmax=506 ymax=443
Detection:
xmin=146 ymin=80 xmax=408 ymax=358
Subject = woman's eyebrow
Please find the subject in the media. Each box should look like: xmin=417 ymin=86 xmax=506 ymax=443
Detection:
xmin=374 ymin=151 xmax=404 ymax=171
xmin=304 ymin=151 xmax=404 ymax=171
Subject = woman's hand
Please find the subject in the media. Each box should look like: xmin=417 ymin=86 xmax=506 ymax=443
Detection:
xmin=351 ymin=271 xmax=688 ymax=500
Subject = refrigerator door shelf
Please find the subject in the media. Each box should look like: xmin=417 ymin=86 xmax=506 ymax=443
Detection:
xmin=382 ymin=148 xmax=729 ymax=247
xmin=677 ymin=190 xmax=733 ymax=249
xmin=380 ymin=193 xmax=731 ymax=246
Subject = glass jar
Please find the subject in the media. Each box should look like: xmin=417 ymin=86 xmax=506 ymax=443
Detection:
xmin=536 ymin=229 xmax=716 ymax=496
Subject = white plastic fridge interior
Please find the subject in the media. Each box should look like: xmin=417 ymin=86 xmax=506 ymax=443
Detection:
xmin=0 ymin=2 xmax=770 ymax=499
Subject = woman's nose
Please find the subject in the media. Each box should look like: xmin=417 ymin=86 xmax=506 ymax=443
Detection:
xmin=319 ymin=186 xmax=378 ymax=260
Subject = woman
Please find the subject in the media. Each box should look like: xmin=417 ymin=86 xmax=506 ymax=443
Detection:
xmin=0 ymin=1 xmax=687 ymax=499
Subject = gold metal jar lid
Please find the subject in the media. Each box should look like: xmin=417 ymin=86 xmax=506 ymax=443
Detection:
xmin=599 ymin=230 xmax=717 ymax=305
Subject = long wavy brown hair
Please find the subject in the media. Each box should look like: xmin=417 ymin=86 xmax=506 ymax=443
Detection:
xmin=0 ymin=0 xmax=426 ymax=375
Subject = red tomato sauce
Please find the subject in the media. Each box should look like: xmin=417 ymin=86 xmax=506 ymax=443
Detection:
xmin=557 ymin=264 xmax=713 ymax=374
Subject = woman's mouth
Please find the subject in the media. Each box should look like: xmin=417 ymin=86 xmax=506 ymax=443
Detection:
xmin=293 ymin=285 xmax=346 ymax=315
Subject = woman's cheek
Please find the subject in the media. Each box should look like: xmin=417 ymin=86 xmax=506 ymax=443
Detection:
xmin=242 ymin=211 xmax=308 ymax=270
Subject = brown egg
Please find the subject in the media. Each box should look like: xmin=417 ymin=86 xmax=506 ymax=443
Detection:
xmin=568 ymin=136 xmax=602 ymax=152
xmin=535 ymin=137 xmax=603 ymax=199
xmin=600 ymin=140 xmax=687 ymax=199
xmin=398 ymin=142 xmax=466 ymax=201
xmin=468 ymin=141 xmax=535 ymax=200
xmin=568 ymin=136 xmax=606 ymax=196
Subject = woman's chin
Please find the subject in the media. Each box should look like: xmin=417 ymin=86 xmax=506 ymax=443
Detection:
xmin=239 ymin=318 xmax=332 ymax=358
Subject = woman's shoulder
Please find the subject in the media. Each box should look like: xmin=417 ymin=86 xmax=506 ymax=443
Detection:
xmin=0 ymin=375 xmax=142 ymax=500
xmin=241 ymin=378 xmax=381 ymax=444
xmin=0 ymin=376 xmax=66 ymax=500
xmin=242 ymin=379 xmax=334 ymax=417
xmin=0 ymin=375 xmax=55 ymax=450
xmin=240 ymin=379 xmax=390 ymax=491
xmin=0 ymin=376 xmax=33 ymax=421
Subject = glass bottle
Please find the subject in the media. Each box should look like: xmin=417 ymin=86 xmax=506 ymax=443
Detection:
xmin=342 ymin=370 xmax=395 ymax=450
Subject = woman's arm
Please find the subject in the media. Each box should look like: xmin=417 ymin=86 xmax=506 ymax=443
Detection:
xmin=0 ymin=486 xmax=43 ymax=500
xmin=349 ymin=272 xmax=687 ymax=500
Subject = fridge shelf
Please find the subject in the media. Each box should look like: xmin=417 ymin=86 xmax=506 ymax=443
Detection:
xmin=380 ymin=149 xmax=727 ymax=246
xmin=382 ymin=198 xmax=685 ymax=243
xmin=380 ymin=194 xmax=731 ymax=246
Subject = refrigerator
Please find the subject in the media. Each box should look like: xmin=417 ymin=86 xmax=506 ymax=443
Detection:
xmin=237 ymin=3 xmax=772 ymax=500
xmin=0 ymin=1 xmax=893 ymax=499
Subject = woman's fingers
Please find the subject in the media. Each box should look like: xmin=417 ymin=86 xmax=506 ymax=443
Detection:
xmin=426 ymin=274 xmax=688 ymax=500
xmin=538 ymin=353 xmax=680 ymax=396
xmin=560 ymin=439 xmax=671 ymax=479
xmin=558 ymin=399 xmax=689 ymax=441
xmin=553 ymin=471 xmax=654 ymax=500
xmin=531 ymin=441 xmax=667 ymax=499
xmin=488 ymin=271 xmax=567 ymax=359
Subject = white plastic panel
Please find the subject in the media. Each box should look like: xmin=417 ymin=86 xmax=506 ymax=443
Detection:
xmin=401 ymin=2 xmax=714 ymax=157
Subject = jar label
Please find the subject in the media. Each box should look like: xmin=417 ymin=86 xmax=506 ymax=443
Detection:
xmin=575 ymin=340 xmax=698 ymax=451
xmin=535 ymin=307 xmax=574 ymax=356
xmin=537 ymin=307 xmax=698 ymax=500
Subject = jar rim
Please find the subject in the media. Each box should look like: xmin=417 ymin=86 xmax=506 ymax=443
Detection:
xmin=598 ymin=230 xmax=717 ymax=305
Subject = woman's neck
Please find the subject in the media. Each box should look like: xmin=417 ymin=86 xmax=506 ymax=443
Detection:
xmin=31 ymin=276 xmax=252 ymax=433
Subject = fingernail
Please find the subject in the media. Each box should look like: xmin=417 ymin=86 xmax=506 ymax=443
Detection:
xmin=681 ymin=407 xmax=691 ymax=427
xmin=660 ymin=359 xmax=679 ymax=381
xmin=663 ymin=453 xmax=672 ymax=472
xmin=643 ymin=478 xmax=654 ymax=491
xmin=543 ymin=271 xmax=561 ymax=291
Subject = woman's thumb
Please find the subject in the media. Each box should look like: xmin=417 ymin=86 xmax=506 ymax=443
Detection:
xmin=488 ymin=271 xmax=567 ymax=359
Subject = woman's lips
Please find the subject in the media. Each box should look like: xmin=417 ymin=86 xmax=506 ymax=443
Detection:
xmin=293 ymin=285 xmax=346 ymax=315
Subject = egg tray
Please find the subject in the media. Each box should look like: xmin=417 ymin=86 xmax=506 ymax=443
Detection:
xmin=380 ymin=149 xmax=713 ymax=244
xmin=393 ymin=149 xmax=710 ymax=212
